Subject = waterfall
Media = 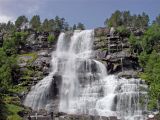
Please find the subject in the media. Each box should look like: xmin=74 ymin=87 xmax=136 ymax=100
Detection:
xmin=24 ymin=30 xmax=147 ymax=120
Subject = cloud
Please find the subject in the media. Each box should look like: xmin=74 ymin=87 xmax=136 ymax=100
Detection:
xmin=0 ymin=14 xmax=14 ymax=23
xmin=0 ymin=0 xmax=41 ymax=23
xmin=27 ymin=5 xmax=39 ymax=15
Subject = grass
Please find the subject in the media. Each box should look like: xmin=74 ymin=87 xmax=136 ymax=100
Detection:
xmin=9 ymin=85 xmax=28 ymax=93
xmin=18 ymin=52 xmax=38 ymax=65
xmin=5 ymin=104 xmax=23 ymax=120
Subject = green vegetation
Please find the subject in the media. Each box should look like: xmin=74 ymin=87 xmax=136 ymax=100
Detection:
xmin=18 ymin=52 xmax=38 ymax=64
xmin=72 ymin=23 xmax=86 ymax=30
xmin=116 ymin=26 xmax=131 ymax=37
xmin=0 ymin=48 xmax=17 ymax=93
xmin=15 ymin=16 xmax=28 ymax=28
xmin=105 ymin=10 xmax=149 ymax=29
xmin=3 ymin=31 xmax=28 ymax=55
xmin=48 ymin=34 xmax=56 ymax=43
xmin=30 ymin=15 xmax=41 ymax=31
xmin=129 ymin=24 xmax=160 ymax=110
xmin=77 ymin=22 xmax=85 ymax=30
xmin=0 ymin=49 xmax=26 ymax=119
xmin=6 ymin=104 xmax=23 ymax=120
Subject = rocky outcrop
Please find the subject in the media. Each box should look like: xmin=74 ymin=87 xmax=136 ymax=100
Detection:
xmin=94 ymin=27 xmax=140 ymax=77
xmin=20 ymin=31 xmax=58 ymax=53
xmin=17 ymin=50 xmax=52 ymax=91
xmin=31 ymin=50 xmax=51 ymax=75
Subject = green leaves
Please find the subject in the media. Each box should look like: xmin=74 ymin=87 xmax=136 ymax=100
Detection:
xmin=105 ymin=10 xmax=149 ymax=28
xmin=139 ymin=51 xmax=160 ymax=110
xmin=128 ymin=24 xmax=160 ymax=110
xmin=48 ymin=34 xmax=55 ymax=43
xmin=3 ymin=31 xmax=28 ymax=55
xmin=0 ymin=49 xmax=17 ymax=93
xmin=30 ymin=15 xmax=41 ymax=31
xmin=15 ymin=16 xmax=28 ymax=28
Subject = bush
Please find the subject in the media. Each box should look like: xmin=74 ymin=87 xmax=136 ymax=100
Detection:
xmin=3 ymin=32 xmax=28 ymax=55
xmin=0 ymin=48 xmax=17 ymax=93
xmin=48 ymin=34 xmax=55 ymax=43
xmin=116 ymin=26 xmax=131 ymax=37
xmin=139 ymin=51 xmax=160 ymax=110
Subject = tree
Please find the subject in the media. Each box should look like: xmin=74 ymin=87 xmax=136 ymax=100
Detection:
xmin=48 ymin=19 xmax=55 ymax=31
xmin=141 ymin=12 xmax=149 ymax=28
xmin=0 ymin=48 xmax=16 ymax=92
xmin=3 ymin=36 xmax=17 ymax=55
xmin=3 ymin=31 xmax=28 ymax=55
xmin=106 ymin=10 xmax=122 ymax=27
xmin=30 ymin=15 xmax=41 ymax=31
xmin=48 ymin=34 xmax=55 ymax=43
xmin=153 ymin=14 xmax=160 ymax=25
xmin=105 ymin=10 xmax=149 ymax=28
xmin=122 ymin=11 xmax=131 ymax=26
xmin=15 ymin=16 xmax=28 ymax=28
xmin=63 ymin=22 xmax=69 ymax=31
xmin=42 ymin=19 xmax=49 ymax=31
xmin=54 ymin=16 xmax=61 ymax=31
xmin=140 ymin=51 xmax=160 ymax=110
xmin=73 ymin=24 xmax=77 ymax=30
xmin=77 ymin=22 xmax=85 ymax=30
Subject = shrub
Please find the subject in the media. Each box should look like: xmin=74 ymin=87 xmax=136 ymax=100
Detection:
xmin=48 ymin=34 xmax=55 ymax=43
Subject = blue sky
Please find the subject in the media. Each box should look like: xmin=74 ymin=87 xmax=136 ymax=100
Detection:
xmin=0 ymin=0 xmax=160 ymax=29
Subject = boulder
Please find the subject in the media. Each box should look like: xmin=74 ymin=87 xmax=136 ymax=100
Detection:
xmin=31 ymin=56 xmax=50 ymax=75
xmin=94 ymin=27 xmax=110 ymax=37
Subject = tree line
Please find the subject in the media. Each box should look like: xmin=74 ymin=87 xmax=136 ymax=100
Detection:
xmin=0 ymin=15 xmax=85 ymax=32
xmin=104 ymin=10 xmax=159 ymax=29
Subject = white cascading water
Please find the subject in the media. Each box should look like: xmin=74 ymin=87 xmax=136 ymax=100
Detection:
xmin=24 ymin=30 xmax=147 ymax=120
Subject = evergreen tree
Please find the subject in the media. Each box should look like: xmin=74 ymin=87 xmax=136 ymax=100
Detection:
xmin=73 ymin=24 xmax=77 ymax=30
xmin=153 ymin=14 xmax=160 ymax=25
xmin=42 ymin=19 xmax=49 ymax=31
xmin=77 ymin=22 xmax=85 ymax=30
xmin=30 ymin=15 xmax=41 ymax=31
xmin=48 ymin=19 xmax=55 ymax=31
xmin=107 ymin=10 xmax=122 ymax=27
xmin=15 ymin=15 xmax=28 ymax=28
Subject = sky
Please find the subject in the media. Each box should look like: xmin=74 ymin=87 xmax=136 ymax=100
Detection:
xmin=0 ymin=0 xmax=160 ymax=29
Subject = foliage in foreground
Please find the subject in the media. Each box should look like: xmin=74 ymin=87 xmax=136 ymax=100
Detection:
xmin=129 ymin=24 xmax=160 ymax=110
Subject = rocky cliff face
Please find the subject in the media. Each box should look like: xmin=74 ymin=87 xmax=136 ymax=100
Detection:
xmin=94 ymin=27 xmax=140 ymax=78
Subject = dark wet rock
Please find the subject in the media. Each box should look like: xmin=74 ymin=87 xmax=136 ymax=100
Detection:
xmin=18 ymin=110 xmax=27 ymax=117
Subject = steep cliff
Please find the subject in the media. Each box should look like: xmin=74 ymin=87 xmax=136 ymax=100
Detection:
xmin=94 ymin=27 xmax=141 ymax=78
